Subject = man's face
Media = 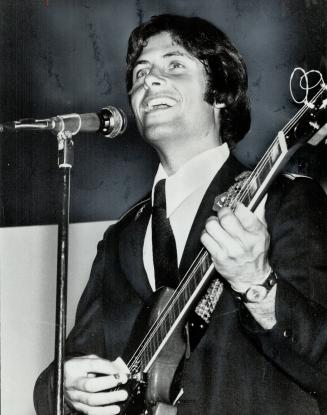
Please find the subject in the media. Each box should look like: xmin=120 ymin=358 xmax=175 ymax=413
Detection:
xmin=130 ymin=32 xmax=220 ymax=150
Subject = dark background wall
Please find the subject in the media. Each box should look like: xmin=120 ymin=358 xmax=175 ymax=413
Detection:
xmin=0 ymin=0 xmax=326 ymax=227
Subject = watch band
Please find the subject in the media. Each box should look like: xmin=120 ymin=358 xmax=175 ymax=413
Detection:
xmin=233 ymin=270 xmax=277 ymax=303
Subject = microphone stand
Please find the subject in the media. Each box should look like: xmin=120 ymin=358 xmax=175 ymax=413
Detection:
xmin=54 ymin=129 xmax=74 ymax=415
xmin=0 ymin=108 xmax=126 ymax=414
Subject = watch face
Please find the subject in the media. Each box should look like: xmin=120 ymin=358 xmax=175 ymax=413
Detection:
xmin=246 ymin=286 xmax=268 ymax=303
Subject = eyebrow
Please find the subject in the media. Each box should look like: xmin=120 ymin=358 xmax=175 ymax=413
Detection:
xmin=133 ymin=50 xmax=189 ymax=69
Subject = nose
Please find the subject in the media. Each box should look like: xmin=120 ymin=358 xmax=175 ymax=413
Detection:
xmin=144 ymin=67 xmax=165 ymax=89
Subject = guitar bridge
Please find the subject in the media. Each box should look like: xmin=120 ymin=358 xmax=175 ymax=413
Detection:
xmin=131 ymin=371 xmax=146 ymax=383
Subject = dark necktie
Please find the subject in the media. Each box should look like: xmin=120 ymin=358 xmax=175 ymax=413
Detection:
xmin=152 ymin=179 xmax=179 ymax=289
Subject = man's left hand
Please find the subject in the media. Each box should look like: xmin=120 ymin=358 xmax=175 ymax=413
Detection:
xmin=201 ymin=202 xmax=271 ymax=290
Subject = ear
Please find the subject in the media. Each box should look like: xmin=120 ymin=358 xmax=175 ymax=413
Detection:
xmin=213 ymin=102 xmax=225 ymax=135
xmin=214 ymin=102 xmax=226 ymax=109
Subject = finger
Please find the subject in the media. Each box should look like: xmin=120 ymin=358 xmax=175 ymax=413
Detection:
xmin=111 ymin=357 xmax=130 ymax=378
xmin=73 ymin=401 xmax=121 ymax=414
xmin=72 ymin=374 xmax=128 ymax=393
xmin=65 ymin=356 xmax=119 ymax=378
xmin=204 ymin=216 xmax=227 ymax=246
xmin=87 ymin=358 xmax=121 ymax=376
xmin=204 ymin=216 xmax=242 ymax=252
xmin=216 ymin=208 xmax=244 ymax=238
xmin=201 ymin=230 xmax=228 ymax=263
xmin=233 ymin=203 xmax=263 ymax=232
xmin=76 ymin=357 xmax=129 ymax=380
xmin=68 ymin=389 xmax=128 ymax=407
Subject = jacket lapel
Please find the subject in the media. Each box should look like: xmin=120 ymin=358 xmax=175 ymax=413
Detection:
xmin=118 ymin=197 xmax=154 ymax=301
xmin=179 ymin=154 xmax=245 ymax=277
xmin=117 ymin=154 xmax=245 ymax=300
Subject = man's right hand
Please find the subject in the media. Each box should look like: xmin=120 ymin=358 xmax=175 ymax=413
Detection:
xmin=64 ymin=355 xmax=130 ymax=414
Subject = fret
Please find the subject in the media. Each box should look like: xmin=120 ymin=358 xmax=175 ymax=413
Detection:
xmin=198 ymin=263 xmax=206 ymax=279
xmin=143 ymin=346 xmax=151 ymax=367
xmin=200 ymin=258 xmax=207 ymax=275
xmin=270 ymin=140 xmax=282 ymax=163
xmin=155 ymin=327 xmax=163 ymax=348
xmin=189 ymin=274 xmax=198 ymax=290
xmin=205 ymin=252 xmax=211 ymax=266
xmin=164 ymin=315 xmax=169 ymax=333
xmin=247 ymin=177 xmax=258 ymax=198
xmin=240 ymin=188 xmax=251 ymax=207
xmin=185 ymin=280 xmax=193 ymax=297
xmin=258 ymin=158 xmax=272 ymax=183
xmin=141 ymin=355 xmax=148 ymax=372
xmin=180 ymin=287 xmax=189 ymax=308
xmin=176 ymin=294 xmax=183 ymax=313
xmin=168 ymin=309 xmax=175 ymax=326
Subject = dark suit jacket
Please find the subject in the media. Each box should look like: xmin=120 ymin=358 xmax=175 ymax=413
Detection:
xmin=34 ymin=155 xmax=327 ymax=414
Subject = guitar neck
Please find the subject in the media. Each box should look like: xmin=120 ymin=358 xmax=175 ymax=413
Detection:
xmin=240 ymin=85 xmax=327 ymax=212
xmin=127 ymin=85 xmax=327 ymax=379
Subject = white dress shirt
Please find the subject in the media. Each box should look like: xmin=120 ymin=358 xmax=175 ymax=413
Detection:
xmin=143 ymin=143 xmax=230 ymax=290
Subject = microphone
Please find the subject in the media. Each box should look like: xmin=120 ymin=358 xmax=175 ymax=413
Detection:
xmin=0 ymin=106 xmax=127 ymax=138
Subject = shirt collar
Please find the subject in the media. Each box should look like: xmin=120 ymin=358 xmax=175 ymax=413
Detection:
xmin=152 ymin=143 xmax=230 ymax=217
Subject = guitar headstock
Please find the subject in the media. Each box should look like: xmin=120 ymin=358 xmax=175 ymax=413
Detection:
xmin=212 ymin=69 xmax=327 ymax=216
xmin=287 ymin=68 xmax=327 ymax=148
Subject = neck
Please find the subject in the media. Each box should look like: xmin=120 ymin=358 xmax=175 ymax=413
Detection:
xmin=155 ymin=137 xmax=222 ymax=176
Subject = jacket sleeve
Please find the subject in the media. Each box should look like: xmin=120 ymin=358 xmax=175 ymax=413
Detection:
xmin=239 ymin=177 xmax=327 ymax=402
xmin=33 ymin=228 xmax=111 ymax=415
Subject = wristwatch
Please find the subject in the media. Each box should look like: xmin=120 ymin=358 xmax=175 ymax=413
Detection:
xmin=234 ymin=270 xmax=277 ymax=303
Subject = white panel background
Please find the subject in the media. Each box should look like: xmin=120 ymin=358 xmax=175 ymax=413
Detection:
xmin=0 ymin=221 xmax=113 ymax=415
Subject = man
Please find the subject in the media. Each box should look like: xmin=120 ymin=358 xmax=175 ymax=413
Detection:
xmin=34 ymin=14 xmax=327 ymax=414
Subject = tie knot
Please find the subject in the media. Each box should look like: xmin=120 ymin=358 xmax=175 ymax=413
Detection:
xmin=153 ymin=179 xmax=166 ymax=209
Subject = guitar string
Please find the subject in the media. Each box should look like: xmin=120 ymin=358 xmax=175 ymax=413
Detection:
xmin=127 ymin=249 xmax=209 ymax=370
xmin=128 ymin=255 xmax=210 ymax=372
xmin=127 ymin=249 xmax=209 ymax=371
xmin=126 ymin=85 xmax=326 ymax=373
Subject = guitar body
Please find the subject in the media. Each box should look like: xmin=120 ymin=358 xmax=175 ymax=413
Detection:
xmin=121 ymin=287 xmax=187 ymax=414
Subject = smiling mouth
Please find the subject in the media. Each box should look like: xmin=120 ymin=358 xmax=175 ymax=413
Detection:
xmin=143 ymin=96 xmax=178 ymax=113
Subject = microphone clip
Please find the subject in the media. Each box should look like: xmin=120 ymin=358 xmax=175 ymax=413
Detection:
xmin=57 ymin=129 xmax=74 ymax=169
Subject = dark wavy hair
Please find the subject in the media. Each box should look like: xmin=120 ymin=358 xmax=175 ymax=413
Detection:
xmin=126 ymin=14 xmax=251 ymax=147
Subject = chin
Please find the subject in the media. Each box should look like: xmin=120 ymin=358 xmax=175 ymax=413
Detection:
xmin=142 ymin=123 xmax=176 ymax=143
xmin=142 ymin=130 xmax=168 ymax=146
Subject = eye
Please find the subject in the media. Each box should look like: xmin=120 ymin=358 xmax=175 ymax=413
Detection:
xmin=168 ymin=61 xmax=185 ymax=71
xmin=134 ymin=67 xmax=150 ymax=81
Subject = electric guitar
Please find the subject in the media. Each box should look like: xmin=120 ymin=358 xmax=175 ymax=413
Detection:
xmin=120 ymin=83 xmax=327 ymax=415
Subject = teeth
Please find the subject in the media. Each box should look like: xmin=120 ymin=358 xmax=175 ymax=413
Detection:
xmin=144 ymin=97 xmax=177 ymax=112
